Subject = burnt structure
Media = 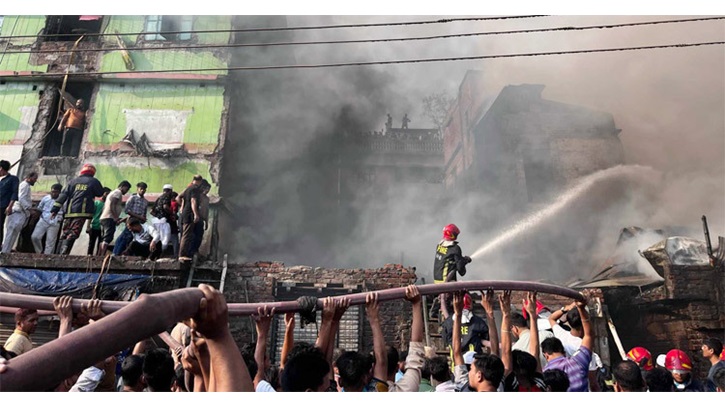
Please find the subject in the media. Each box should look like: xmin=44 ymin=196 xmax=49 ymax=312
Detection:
xmin=444 ymin=71 xmax=624 ymax=227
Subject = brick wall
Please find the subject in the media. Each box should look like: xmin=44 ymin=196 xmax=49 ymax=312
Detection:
xmin=604 ymin=263 xmax=725 ymax=380
xmin=223 ymin=262 xmax=417 ymax=352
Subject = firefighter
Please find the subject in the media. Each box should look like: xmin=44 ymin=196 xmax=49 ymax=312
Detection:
xmin=626 ymin=346 xmax=654 ymax=378
xmin=51 ymin=163 xmax=105 ymax=255
xmin=665 ymin=349 xmax=704 ymax=392
xmin=433 ymin=223 xmax=471 ymax=317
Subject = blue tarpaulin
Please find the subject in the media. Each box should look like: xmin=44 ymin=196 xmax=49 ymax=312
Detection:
xmin=0 ymin=268 xmax=149 ymax=296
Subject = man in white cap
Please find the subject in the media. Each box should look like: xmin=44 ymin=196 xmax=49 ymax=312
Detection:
xmin=149 ymin=184 xmax=175 ymax=257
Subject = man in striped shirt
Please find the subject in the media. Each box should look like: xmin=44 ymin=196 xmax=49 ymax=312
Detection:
xmin=542 ymin=298 xmax=594 ymax=392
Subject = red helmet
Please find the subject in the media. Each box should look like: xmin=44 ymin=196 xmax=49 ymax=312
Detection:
xmin=463 ymin=293 xmax=472 ymax=310
xmin=79 ymin=163 xmax=96 ymax=176
xmin=664 ymin=349 xmax=692 ymax=374
xmin=443 ymin=223 xmax=460 ymax=241
xmin=627 ymin=347 xmax=654 ymax=371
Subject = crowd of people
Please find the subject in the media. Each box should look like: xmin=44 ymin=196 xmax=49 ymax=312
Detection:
xmin=2 ymin=283 xmax=724 ymax=393
xmin=0 ymin=160 xmax=211 ymax=262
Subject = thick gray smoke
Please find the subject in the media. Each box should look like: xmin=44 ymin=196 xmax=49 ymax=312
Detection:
xmin=219 ymin=15 xmax=724 ymax=283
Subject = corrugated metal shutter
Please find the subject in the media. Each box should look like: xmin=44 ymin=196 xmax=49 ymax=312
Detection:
xmin=270 ymin=283 xmax=362 ymax=365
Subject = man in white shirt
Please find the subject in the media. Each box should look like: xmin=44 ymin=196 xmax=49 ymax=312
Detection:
xmin=31 ymin=183 xmax=63 ymax=254
xmin=121 ymin=217 xmax=161 ymax=260
xmin=2 ymin=172 xmax=37 ymax=253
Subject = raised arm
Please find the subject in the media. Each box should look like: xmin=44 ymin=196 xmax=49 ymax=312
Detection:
xmin=577 ymin=294 xmax=593 ymax=352
xmin=253 ymin=305 xmax=275 ymax=389
xmin=280 ymin=312 xmax=295 ymax=370
xmin=452 ymin=291 xmax=464 ymax=367
xmin=366 ymin=292 xmax=388 ymax=381
xmin=480 ymin=289 xmax=499 ymax=357
xmin=548 ymin=301 xmax=575 ymax=329
xmin=499 ymin=290 xmax=513 ymax=376
xmin=53 ymin=296 xmax=74 ymax=338
xmin=315 ymin=297 xmax=336 ymax=354
xmin=523 ymin=292 xmax=541 ymax=371
xmin=190 ymin=284 xmax=253 ymax=392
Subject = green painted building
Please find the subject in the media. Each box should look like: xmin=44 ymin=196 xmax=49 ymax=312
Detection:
xmin=0 ymin=15 xmax=232 ymax=257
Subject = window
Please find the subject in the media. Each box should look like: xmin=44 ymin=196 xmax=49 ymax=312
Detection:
xmin=0 ymin=16 xmax=4 ymax=34
xmin=43 ymin=16 xmax=102 ymax=42
xmin=145 ymin=16 xmax=193 ymax=41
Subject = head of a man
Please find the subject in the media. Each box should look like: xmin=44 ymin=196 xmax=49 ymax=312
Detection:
xmin=467 ymin=353 xmax=504 ymax=392
xmin=702 ymin=337 xmax=723 ymax=360
xmin=75 ymin=99 xmax=85 ymax=110
xmin=162 ymin=184 xmax=173 ymax=197
xmin=386 ymin=346 xmax=399 ymax=379
xmin=101 ymin=187 xmax=112 ymax=201
xmin=612 ymin=360 xmax=646 ymax=392
xmin=512 ymin=350 xmax=538 ymax=380
xmin=118 ymin=180 xmax=131 ymax=195
xmin=429 ymin=356 xmax=451 ymax=384
xmin=665 ymin=349 xmax=693 ymax=385
xmin=24 ymin=172 xmax=38 ymax=186
xmin=127 ymin=218 xmax=143 ymax=233
xmin=121 ymin=354 xmax=146 ymax=391
xmin=142 ymin=349 xmax=174 ymax=392
xmin=191 ymin=175 xmax=203 ymax=187
xmin=15 ymin=308 xmax=38 ymax=335
xmin=200 ymin=180 xmax=211 ymax=195
xmin=713 ymin=368 xmax=725 ymax=392
xmin=543 ymin=368 xmax=570 ymax=392
xmin=541 ymin=337 xmax=566 ymax=362
xmin=336 ymin=351 xmax=370 ymax=392
xmin=0 ymin=160 xmax=10 ymax=176
xmin=50 ymin=183 xmax=63 ymax=199
xmin=281 ymin=345 xmax=330 ymax=392
xmin=565 ymin=308 xmax=583 ymax=338
xmin=509 ymin=312 xmax=528 ymax=339
xmin=136 ymin=182 xmax=147 ymax=197
xmin=646 ymin=366 xmax=674 ymax=392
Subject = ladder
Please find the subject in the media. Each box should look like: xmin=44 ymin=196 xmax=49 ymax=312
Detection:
xmin=185 ymin=253 xmax=228 ymax=293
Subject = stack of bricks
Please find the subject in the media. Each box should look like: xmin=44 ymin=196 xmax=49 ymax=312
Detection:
xmin=223 ymin=261 xmax=417 ymax=352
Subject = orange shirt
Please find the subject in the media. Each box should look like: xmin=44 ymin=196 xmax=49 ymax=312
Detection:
xmin=63 ymin=108 xmax=85 ymax=130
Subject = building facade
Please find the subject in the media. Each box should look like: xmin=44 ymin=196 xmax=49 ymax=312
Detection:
xmin=0 ymin=15 xmax=231 ymax=255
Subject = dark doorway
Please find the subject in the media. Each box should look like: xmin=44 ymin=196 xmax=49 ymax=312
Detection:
xmin=42 ymin=82 xmax=94 ymax=158
xmin=43 ymin=16 xmax=103 ymax=42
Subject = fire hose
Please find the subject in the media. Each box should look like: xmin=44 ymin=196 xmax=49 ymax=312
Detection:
xmin=0 ymin=281 xmax=584 ymax=391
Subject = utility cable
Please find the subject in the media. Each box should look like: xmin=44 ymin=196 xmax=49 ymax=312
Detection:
xmin=1 ymin=16 xmax=722 ymax=55
xmin=0 ymin=15 xmax=548 ymax=40
xmin=1 ymin=41 xmax=721 ymax=78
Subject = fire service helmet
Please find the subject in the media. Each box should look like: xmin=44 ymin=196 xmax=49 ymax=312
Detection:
xmin=443 ymin=224 xmax=460 ymax=241
xmin=626 ymin=347 xmax=654 ymax=371
xmin=463 ymin=293 xmax=472 ymax=310
xmin=79 ymin=163 xmax=96 ymax=176
xmin=664 ymin=349 xmax=692 ymax=374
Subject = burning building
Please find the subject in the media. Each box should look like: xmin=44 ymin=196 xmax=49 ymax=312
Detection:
xmin=444 ymin=70 xmax=625 ymax=229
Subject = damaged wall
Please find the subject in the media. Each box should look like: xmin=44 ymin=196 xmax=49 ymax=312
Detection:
xmin=87 ymin=83 xmax=225 ymax=154
xmin=605 ymin=261 xmax=725 ymax=381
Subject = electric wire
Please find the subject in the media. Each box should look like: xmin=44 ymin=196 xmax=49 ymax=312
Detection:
xmin=0 ymin=16 xmax=722 ymax=55
xmin=0 ymin=15 xmax=548 ymax=40
xmin=1 ymin=41 xmax=721 ymax=78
